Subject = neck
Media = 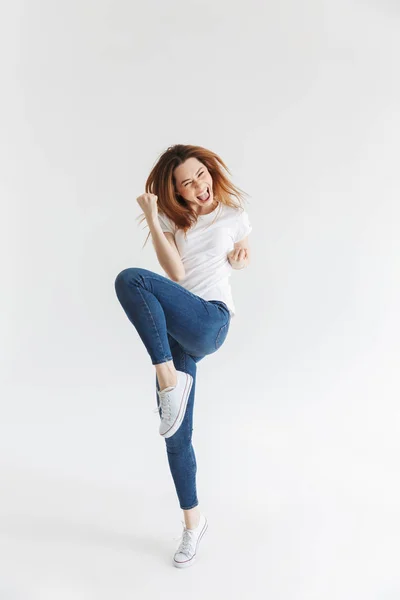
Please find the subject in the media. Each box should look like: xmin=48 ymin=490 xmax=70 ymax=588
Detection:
xmin=196 ymin=199 xmax=218 ymax=216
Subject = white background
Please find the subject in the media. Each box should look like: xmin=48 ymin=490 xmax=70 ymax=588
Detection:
xmin=1 ymin=0 xmax=399 ymax=598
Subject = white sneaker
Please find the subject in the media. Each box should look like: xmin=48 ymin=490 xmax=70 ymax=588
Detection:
xmin=153 ymin=370 xmax=193 ymax=438
xmin=173 ymin=513 xmax=208 ymax=568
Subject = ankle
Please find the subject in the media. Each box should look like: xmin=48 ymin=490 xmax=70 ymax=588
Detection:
xmin=158 ymin=375 xmax=178 ymax=391
xmin=156 ymin=364 xmax=178 ymax=391
xmin=184 ymin=507 xmax=200 ymax=529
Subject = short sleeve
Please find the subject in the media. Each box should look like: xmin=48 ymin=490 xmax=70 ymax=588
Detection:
xmin=234 ymin=209 xmax=252 ymax=243
xmin=157 ymin=212 xmax=175 ymax=235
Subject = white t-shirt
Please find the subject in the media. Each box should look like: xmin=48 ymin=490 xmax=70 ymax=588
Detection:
xmin=157 ymin=203 xmax=252 ymax=319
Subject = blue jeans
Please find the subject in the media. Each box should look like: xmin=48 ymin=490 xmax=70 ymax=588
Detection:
xmin=114 ymin=267 xmax=231 ymax=510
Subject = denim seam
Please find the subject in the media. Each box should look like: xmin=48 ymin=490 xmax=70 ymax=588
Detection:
xmin=142 ymin=274 xmax=207 ymax=306
xmin=182 ymin=350 xmax=198 ymax=507
xmin=181 ymin=502 xmax=199 ymax=510
xmin=215 ymin=322 xmax=229 ymax=350
xmin=135 ymin=282 xmax=170 ymax=363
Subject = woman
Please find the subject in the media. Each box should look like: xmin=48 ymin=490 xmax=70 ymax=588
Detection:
xmin=114 ymin=144 xmax=252 ymax=568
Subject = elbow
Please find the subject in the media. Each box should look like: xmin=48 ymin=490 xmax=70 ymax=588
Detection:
xmin=172 ymin=270 xmax=185 ymax=283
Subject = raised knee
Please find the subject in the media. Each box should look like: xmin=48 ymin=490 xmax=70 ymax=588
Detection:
xmin=114 ymin=267 xmax=142 ymax=292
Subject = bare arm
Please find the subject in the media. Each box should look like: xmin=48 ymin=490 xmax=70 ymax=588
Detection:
xmin=136 ymin=192 xmax=185 ymax=282
xmin=148 ymin=216 xmax=185 ymax=282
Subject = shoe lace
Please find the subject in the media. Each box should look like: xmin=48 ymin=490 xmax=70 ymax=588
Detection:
xmin=173 ymin=521 xmax=195 ymax=556
xmin=153 ymin=388 xmax=173 ymax=422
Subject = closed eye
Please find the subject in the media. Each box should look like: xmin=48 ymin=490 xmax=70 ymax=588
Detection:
xmin=184 ymin=171 xmax=204 ymax=187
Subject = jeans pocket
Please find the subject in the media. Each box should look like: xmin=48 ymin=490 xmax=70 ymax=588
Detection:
xmin=215 ymin=319 xmax=230 ymax=350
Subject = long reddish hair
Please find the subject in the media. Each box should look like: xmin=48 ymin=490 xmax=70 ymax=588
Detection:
xmin=137 ymin=144 xmax=250 ymax=247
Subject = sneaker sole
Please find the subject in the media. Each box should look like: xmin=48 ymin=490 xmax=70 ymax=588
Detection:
xmin=160 ymin=372 xmax=193 ymax=439
xmin=173 ymin=518 xmax=208 ymax=568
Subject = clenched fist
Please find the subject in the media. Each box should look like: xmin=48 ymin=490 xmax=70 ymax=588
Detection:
xmin=136 ymin=193 xmax=159 ymax=221
xmin=227 ymin=247 xmax=248 ymax=269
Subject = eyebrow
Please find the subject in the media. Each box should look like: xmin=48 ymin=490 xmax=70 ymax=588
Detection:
xmin=181 ymin=167 xmax=203 ymax=185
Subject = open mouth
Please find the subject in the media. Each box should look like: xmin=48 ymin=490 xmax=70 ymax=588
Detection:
xmin=197 ymin=187 xmax=210 ymax=202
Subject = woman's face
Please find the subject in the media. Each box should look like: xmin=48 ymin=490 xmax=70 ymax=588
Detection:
xmin=173 ymin=157 xmax=215 ymax=213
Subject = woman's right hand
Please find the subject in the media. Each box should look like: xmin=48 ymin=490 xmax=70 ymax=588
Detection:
xmin=136 ymin=193 xmax=159 ymax=221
